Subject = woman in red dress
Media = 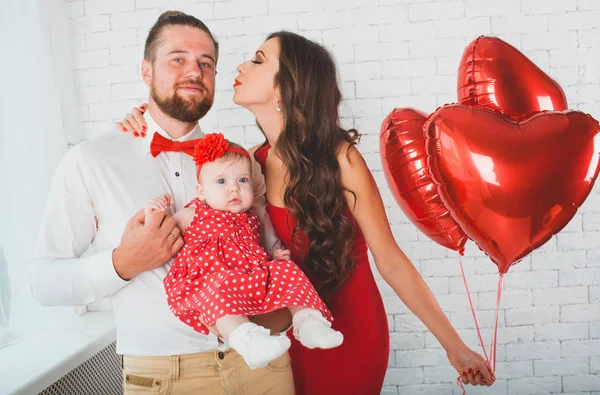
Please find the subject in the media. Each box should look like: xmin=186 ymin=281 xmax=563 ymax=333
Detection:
xmin=234 ymin=32 xmax=494 ymax=394
xmin=118 ymin=31 xmax=495 ymax=395
xmin=254 ymin=143 xmax=390 ymax=394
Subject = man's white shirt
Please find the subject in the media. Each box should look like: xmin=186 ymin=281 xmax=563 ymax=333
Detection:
xmin=29 ymin=111 xmax=280 ymax=356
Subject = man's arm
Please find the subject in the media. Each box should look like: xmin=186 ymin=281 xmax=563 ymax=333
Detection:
xmin=28 ymin=145 xmax=129 ymax=306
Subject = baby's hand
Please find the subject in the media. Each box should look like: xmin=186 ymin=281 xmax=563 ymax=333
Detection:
xmin=144 ymin=194 xmax=173 ymax=220
xmin=272 ymin=248 xmax=291 ymax=260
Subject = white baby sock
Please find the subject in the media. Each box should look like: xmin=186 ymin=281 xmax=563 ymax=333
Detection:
xmin=228 ymin=322 xmax=291 ymax=369
xmin=292 ymin=308 xmax=344 ymax=349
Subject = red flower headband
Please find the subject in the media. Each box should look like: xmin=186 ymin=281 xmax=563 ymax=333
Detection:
xmin=193 ymin=133 xmax=251 ymax=177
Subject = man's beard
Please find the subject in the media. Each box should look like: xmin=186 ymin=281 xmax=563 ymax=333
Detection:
xmin=151 ymin=79 xmax=214 ymax=123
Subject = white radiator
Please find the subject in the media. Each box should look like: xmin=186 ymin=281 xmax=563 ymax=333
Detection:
xmin=39 ymin=342 xmax=121 ymax=395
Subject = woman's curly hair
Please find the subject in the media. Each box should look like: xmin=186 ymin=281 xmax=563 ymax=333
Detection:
xmin=262 ymin=31 xmax=361 ymax=297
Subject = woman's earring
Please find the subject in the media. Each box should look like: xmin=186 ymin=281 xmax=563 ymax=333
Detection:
xmin=275 ymin=100 xmax=281 ymax=113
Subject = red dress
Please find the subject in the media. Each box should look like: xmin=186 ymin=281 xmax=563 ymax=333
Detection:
xmin=164 ymin=199 xmax=332 ymax=334
xmin=255 ymin=145 xmax=390 ymax=395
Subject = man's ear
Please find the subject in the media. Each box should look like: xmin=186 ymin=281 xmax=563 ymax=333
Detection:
xmin=196 ymin=183 xmax=205 ymax=201
xmin=142 ymin=59 xmax=152 ymax=86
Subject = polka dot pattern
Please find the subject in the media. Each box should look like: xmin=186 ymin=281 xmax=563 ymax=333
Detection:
xmin=164 ymin=198 xmax=332 ymax=334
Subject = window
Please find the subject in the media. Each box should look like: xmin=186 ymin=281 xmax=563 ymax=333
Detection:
xmin=0 ymin=246 xmax=12 ymax=348
xmin=0 ymin=0 xmax=79 ymax=349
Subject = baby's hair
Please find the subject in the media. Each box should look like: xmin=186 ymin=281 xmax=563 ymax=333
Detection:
xmin=220 ymin=141 xmax=251 ymax=163
xmin=196 ymin=141 xmax=252 ymax=180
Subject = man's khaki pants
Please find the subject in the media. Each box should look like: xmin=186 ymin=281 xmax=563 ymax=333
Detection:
xmin=122 ymin=349 xmax=294 ymax=395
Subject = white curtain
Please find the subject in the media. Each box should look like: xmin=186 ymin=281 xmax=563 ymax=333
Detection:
xmin=0 ymin=0 xmax=82 ymax=348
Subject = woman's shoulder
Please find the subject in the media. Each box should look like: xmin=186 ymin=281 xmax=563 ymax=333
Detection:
xmin=336 ymin=141 xmax=373 ymax=199
xmin=249 ymin=142 xmax=271 ymax=162
xmin=336 ymin=141 xmax=363 ymax=170
xmin=247 ymin=144 xmax=263 ymax=155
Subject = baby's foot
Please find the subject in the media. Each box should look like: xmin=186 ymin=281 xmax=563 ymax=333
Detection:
xmin=292 ymin=308 xmax=344 ymax=349
xmin=228 ymin=322 xmax=291 ymax=369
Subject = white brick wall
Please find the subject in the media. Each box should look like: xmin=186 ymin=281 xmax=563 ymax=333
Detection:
xmin=67 ymin=1 xmax=600 ymax=393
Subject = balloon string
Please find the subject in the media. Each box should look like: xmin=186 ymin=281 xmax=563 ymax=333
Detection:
xmin=489 ymin=273 xmax=503 ymax=373
xmin=455 ymin=254 xmax=503 ymax=394
xmin=459 ymin=254 xmax=490 ymax=361
xmin=456 ymin=376 xmax=466 ymax=395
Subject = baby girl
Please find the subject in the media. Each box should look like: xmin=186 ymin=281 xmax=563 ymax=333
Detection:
xmin=145 ymin=133 xmax=343 ymax=369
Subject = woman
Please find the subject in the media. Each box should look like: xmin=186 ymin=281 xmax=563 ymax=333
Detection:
xmin=117 ymin=31 xmax=495 ymax=394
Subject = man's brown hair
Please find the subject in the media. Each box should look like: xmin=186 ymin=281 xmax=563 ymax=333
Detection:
xmin=144 ymin=11 xmax=219 ymax=63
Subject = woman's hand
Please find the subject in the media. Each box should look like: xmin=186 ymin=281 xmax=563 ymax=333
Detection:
xmin=115 ymin=103 xmax=148 ymax=137
xmin=448 ymin=346 xmax=495 ymax=386
xmin=272 ymin=248 xmax=291 ymax=260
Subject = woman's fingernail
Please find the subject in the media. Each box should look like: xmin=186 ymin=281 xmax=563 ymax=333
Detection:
xmin=468 ymin=368 xmax=473 ymax=374
xmin=133 ymin=132 xmax=139 ymax=137
xmin=142 ymin=125 xmax=147 ymax=131
xmin=121 ymin=126 xmax=127 ymax=132
xmin=475 ymin=370 xmax=480 ymax=376
xmin=141 ymin=132 xmax=146 ymax=137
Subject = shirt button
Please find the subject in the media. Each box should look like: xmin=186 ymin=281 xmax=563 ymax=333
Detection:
xmin=217 ymin=351 xmax=225 ymax=360
xmin=175 ymin=171 xmax=180 ymax=177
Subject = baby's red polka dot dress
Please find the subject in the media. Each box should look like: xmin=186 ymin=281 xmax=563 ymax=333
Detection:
xmin=164 ymin=198 xmax=332 ymax=334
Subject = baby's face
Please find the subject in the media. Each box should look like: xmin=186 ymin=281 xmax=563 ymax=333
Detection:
xmin=197 ymin=157 xmax=254 ymax=213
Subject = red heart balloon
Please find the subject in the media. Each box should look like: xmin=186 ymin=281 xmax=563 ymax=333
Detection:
xmin=425 ymin=105 xmax=600 ymax=273
xmin=380 ymin=108 xmax=467 ymax=252
xmin=458 ymin=36 xmax=568 ymax=118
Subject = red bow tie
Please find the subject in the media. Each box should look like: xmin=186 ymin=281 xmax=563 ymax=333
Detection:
xmin=149 ymin=132 xmax=200 ymax=158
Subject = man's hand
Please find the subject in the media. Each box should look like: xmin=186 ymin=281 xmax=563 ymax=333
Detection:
xmin=113 ymin=209 xmax=183 ymax=280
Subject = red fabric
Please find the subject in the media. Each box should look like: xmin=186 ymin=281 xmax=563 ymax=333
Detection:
xmin=150 ymin=132 xmax=200 ymax=158
xmin=255 ymin=144 xmax=390 ymax=395
xmin=163 ymin=199 xmax=332 ymax=334
xmin=192 ymin=133 xmax=230 ymax=167
xmin=192 ymin=132 xmax=251 ymax=169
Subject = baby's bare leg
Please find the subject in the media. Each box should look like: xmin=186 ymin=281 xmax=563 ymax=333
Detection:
xmin=215 ymin=315 xmax=250 ymax=340
xmin=287 ymin=305 xmax=305 ymax=315
xmin=249 ymin=309 xmax=293 ymax=334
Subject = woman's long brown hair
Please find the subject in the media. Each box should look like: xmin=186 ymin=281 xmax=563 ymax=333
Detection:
xmin=263 ymin=31 xmax=360 ymax=297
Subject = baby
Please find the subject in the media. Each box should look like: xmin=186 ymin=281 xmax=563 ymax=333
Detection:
xmin=146 ymin=133 xmax=343 ymax=369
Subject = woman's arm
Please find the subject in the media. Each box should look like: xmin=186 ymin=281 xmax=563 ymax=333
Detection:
xmin=248 ymin=144 xmax=284 ymax=253
xmin=338 ymin=144 xmax=494 ymax=386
